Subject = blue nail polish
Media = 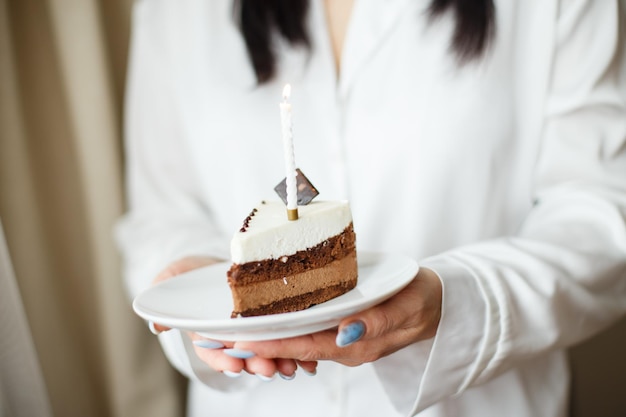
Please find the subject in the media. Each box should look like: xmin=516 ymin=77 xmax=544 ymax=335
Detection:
xmin=279 ymin=372 xmax=296 ymax=381
xmin=223 ymin=370 xmax=242 ymax=378
xmin=193 ymin=339 xmax=224 ymax=349
xmin=256 ymin=373 xmax=275 ymax=382
xmin=336 ymin=321 xmax=365 ymax=347
xmin=301 ymin=368 xmax=317 ymax=376
xmin=223 ymin=348 xmax=256 ymax=359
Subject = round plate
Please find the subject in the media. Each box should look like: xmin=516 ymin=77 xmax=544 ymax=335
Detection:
xmin=133 ymin=251 xmax=418 ymax=341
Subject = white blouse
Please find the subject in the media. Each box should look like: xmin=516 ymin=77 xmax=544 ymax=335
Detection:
xmin=116 ymin=0 xmax=626 ymax=416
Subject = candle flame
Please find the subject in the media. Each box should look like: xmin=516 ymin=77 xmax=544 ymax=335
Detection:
xmin=282 ymin=84 xmax=291 ymax=100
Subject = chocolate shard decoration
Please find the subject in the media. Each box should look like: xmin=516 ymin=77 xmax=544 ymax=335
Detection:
xmin=274 ymin=168 xmax=319 ymax=205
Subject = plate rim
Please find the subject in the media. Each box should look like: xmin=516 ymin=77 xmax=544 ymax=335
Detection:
xmin=133 ymin=250 xmax=418 ymax=339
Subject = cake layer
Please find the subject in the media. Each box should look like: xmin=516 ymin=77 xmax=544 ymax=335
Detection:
xmin=228 ymin=224 xmax=356 ymax=285
xmin=230 ymin=200 xmax=353 ymax=264
xmin=230 ymin=253 xmax=358 ymax=317
xmin=232 ymin=283 xmax=355 ymax=318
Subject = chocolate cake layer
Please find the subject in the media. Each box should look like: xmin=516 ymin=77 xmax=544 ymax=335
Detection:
xmin=228 ymin=224 xmax=356 ymax=286
xmin=232 ymin=283 xmax=355 ymax=317
xmin=230 ymin=253 xmax=357 ymax=317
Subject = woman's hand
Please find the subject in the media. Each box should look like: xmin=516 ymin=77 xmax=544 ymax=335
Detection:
xmin=233 ymin=267 xmax=442 ymax=368
xmin=189 ymin=335 xmax=318 ymax=380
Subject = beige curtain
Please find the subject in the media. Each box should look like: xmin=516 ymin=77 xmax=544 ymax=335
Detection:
xmin=0 ymin=0 xmax=625 ymax=416
xmin=0 ymin=0 xmax=185 ymax=416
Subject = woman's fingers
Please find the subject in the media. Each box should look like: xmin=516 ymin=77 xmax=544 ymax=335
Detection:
xmin=190 ymin=335 xmax=302 ymax=380
xmin=241 ymin=355 xmax=279 ymax=380
xmin=191 ymin=336 xmax=245 ymax=375
xmin=236 ymin=331 xmax=341 ymax=362
xmin=148 ymin=321 xmax=171 ymax=334
xmin=275 ymin=358 xmax=298 ymax=379
xmin=295 ymin=360 xmax=318 ymax=376
xmin=335 ymin=320 xmax=366 ymax=347
xmin=241 ymin=356 xmax=310 ymax=380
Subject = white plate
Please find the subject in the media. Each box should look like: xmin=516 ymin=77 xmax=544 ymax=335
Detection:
xmin=133 ymin=251 xmax=418 ymax=341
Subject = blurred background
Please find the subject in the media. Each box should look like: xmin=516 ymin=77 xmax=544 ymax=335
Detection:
xmin=0 ymin=0 xmax=624 ymax=416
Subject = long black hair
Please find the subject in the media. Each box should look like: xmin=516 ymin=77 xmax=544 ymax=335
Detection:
xmin=235 ymin=0 xmax=496 ymax=84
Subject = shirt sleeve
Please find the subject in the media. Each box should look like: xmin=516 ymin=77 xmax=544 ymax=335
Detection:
xmin=114 ymin=0 xmax=244 ymax=391
xmin=115 ymin=0 xmax=230 ymax=299
xmin=374 ymin=1 xmax=626 ymax=414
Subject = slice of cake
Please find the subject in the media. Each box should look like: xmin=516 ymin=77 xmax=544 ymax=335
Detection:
xmin=227 ymin=200 xmax=357 ymax=317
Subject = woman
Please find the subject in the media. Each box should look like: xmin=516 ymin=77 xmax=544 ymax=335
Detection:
xmin=116 ymin=0 xmax=626 ymax=416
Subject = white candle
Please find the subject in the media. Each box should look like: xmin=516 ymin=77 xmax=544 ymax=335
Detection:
xmin=280 ymin=83 xmax=299 ymax=220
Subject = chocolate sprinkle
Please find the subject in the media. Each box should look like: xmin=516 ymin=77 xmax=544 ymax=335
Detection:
xmin=239 ymin=208 xmax=258 ymax=233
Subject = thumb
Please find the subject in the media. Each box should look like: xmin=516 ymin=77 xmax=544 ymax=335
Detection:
xmin=335 ymin=302 xmax=392 ymax=348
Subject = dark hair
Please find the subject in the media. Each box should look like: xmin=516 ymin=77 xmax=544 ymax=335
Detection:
xmin=235 ymin=0 xmax=495 ymax=84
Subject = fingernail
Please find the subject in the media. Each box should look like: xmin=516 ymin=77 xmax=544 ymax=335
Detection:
xmin=256 ymin=373 xmax=275 ymax=382
xmin=148 ymin=321 xmax=161 ymax=335
xmin=193 ymin=339 xmax=224 ymax=349
xmin=301 ymin=368 xmax=317 ymax=376
xmin=279 ymin=372 xmax=296 ymax=381
xmin=336 ymin=321 xmax=365 ymax=347
xmin=223 ymin=348 xmax=256 ymax=359
xmin=223 ymin=370 xmax=242 ymax=378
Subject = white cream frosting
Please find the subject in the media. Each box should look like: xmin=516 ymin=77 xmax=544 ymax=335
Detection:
xmin=230 ymin=200 xmax=352 ymax=264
